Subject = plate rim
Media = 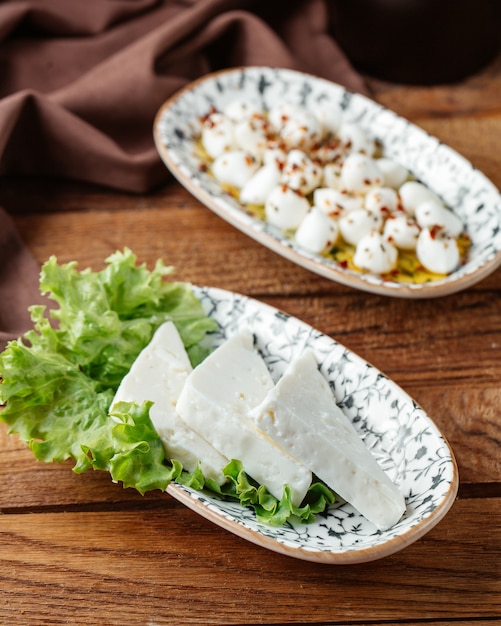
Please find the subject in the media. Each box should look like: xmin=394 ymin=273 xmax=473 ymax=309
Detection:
xmin=153 ymin=66 xmax=501 ymax=299
xmin=165 ymin=285 xmax=459 ymax=564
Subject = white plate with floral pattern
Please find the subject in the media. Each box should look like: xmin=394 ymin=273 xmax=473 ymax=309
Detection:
xmin=154 ymin=66 xmax=501 ymax=298
xmin=165 ymin=286 xmax=458 ymax=564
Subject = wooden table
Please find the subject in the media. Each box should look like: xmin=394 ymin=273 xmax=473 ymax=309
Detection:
xmin=1 ymin=55 xmax=501 ymax=624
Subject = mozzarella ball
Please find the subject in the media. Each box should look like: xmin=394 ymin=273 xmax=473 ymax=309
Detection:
xmin=234 ymin=115 xmax=269 ymax=158
xmin=295 ymin=207 xmax=339 ymax=253
xmin=281 ymin=149 xmax=323 ymax=195
xmin=310 ymin=140 xmax=344 ymax=165
xmin=376 ymin=158 xmax=409 ymax=189
xmin=263 ymin=147 xmax=287 ymax=169
xmin=323 ymin=162 xmax=343 ymax=189
xmin=365 ymin=187 xmax=399 ymax=214
xmin=339 ymin=208 xmax=383 ymax=245
xmin=313 ymin=188 xmax=363 ymax=217
xmin=341 ymin=153 xmax=384 ymax=193
xmin=240 ymin=164 xmax=281 ymax=205
xmin=416 ymin=227 xmax=460 ymax=274
xmin=265 ymin=185 xmax=310 ymax=230
xmin=415 ymin=201 xmax=464 ymax=237
xmin=354 ymin=232 xmax=398 ymax=274
xmin=338 ymin=122 xmax=376 ymax=155
xmin=268 ymin=103 xmax=304 ymax=132
xmin=201 ymin=112 xmax=236 ymax=159
xmin=223 ymin=98 xmax=261 ymax=122
xmin=280 ymin=109 xmax=324 ymax=150
xmin=212 ymin=150 xmax=259 ymax=188
xmin=310 ymin=101 xmax=341 ymax=136
xmin=383 ymin=214 xmax=420 ymax=250
xmin=399 ymin=181 xmax=442 ymax=216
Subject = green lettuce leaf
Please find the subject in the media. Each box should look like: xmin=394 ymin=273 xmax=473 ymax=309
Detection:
xmin=0 ymin=249 xmax=216 ymax=471
xmin=213 ymin=460 xmax=336 ymax=525
xmin=0 ymin=249 xmax=335 ymax=524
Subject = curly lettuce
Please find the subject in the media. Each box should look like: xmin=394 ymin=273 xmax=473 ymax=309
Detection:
xmin=0 ymin=249 xmax=335 ymax=524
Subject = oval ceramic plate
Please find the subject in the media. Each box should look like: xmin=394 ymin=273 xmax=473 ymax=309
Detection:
xmin=165 ymin=286 xmax=458 ymax=564
xmin=154 ymin=66 xmax=501 ymax=298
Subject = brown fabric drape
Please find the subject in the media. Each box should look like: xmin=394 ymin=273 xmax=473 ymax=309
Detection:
xmin=0 ymin=0 xmax=366 ymax=349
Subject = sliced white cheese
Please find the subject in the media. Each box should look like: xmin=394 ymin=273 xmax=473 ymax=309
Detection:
xmin=249 ymin=349 xmax=406 ymax=530
xmin=110 ymin=321 xmax=228 ymax=485
xmin=175 ymin=330 xmax=312 ymax=506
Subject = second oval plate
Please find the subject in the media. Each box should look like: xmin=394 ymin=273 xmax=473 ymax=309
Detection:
xmin=154 ymin=66 xmax=501 ymax=298
xmin=165 ymin=286 xmax=459 ymax=564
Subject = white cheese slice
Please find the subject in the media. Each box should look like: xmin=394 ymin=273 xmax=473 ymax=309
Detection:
xmin=175 ymin=330 xmax=312 ymax=506
xmin=249 ymin=349 xmax=406 ymax=530
xmin=110 ymin=321 xmax=228 ymax=485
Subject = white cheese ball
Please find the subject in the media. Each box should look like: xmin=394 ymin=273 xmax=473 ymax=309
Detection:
xmin=376 ymin=157 xmax=409 ymax=189
xmin=265 ymin=185 xmax=310 ymax=230
xmin=263 ymin=147 xmax=287 ymax=169
xmin=280 ymin=109 xmax=324 ymax=150
xmin=339 ymin=208 xmax=383 ymax=245
xmin=399 ymin=181 xmax=442 ymax=216
xmin=383 ymin=214 xmax=420 ymax=250
xmin=281 ymin=149 xmax=323 ymax=195
xmin=415 ymin=200 xmax=464 ymax=237
xmin=341 ymin=153 xmax=384 ymax=193
xmin=223 ymin=98 xmax=261 ymax=122
xmin=354 ymin=232 xmax=398 ymax=274
xmin=313 ymin=188 xmax=363 ymax=217
xmin=365 ymin=187 xmax=399 ymax=214
xmin=268 ymin=103 xmax=304 ymax=132
xmin=201 ymin=112 xmax=236 ymax=159
xmin=416 ymin=227 xmax=460 ymax=274
xmin=295 ymin=207 xmax=339 ymax=253
xmin=240 ymin=164 xmax=282 ymax=205
xmin=212 ymin=150 xmax=259 ymax=189
xmin=323 ymin=162 xmax=343 ymax=189
xmin=234 ymin=115 xmax=269 ymax=159
xmin=309 ymin=101 xmax=341 ymax=136
xmin=338 ymin=122 xmax=376 ymax=155
xmin=310 ymin=140 xmax=344 ymax=166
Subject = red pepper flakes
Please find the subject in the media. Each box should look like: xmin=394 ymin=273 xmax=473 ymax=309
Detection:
xmin=429 ymin=225 xmax=444 ymax=239
xmin=200 ymin=106 xmax=219 ymax=126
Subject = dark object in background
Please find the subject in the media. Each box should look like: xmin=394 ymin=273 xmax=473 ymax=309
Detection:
xmin=328 ymin=0 xmax=501 ymax=84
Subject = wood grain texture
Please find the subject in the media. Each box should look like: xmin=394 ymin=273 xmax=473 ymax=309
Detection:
xmin=0 ymin=499 xmax=500 ymax=625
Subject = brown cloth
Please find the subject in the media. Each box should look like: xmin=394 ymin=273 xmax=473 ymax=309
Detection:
xmin=0 ymin=0 xmax=366 ymax=350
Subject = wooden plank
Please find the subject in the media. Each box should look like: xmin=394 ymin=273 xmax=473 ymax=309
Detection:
xmin=0 ymin=498 xmax=499 ymax=625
